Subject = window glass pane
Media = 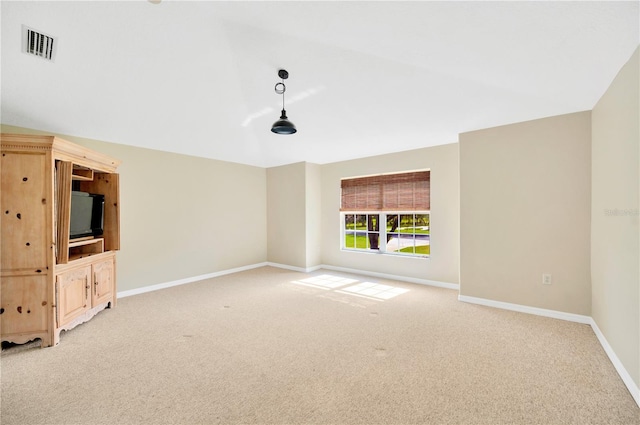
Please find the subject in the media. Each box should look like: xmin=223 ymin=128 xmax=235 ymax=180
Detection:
xmin=368 ymin=214 xmax=379 ymax=231
xmin=382 ymin=214 xmax=395 ymax=252
xmin=415 ymin=213 xmax=429 ymax=256
xmin=356 ymin=231 xmax=369 ymax=249
xmin=415 ymin=244 xmax=429 ymax=255
xmin=399 ymin=214 xmax=414 ymax=234
xmin=345 ymin=214 xmax=354 ymax=230
xmin=395 ymin=233 xmax=415 ymax=254
xmin=355 ymin=214 xmax=367 ymax=230
xmin=415 ymin=214 xmax=429 ymax=233
xmin=367 ymin=214 xmax=380 ymax=249
xmin=386 ymin=214 xmax=399 ymax=232
xmin=345 ymin=231 xmax=356 ymax=248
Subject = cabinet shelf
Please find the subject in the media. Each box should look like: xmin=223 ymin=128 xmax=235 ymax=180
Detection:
xmin=68 ymin=238 xmax=104 ymax=261
xmin=72 ymin=166 xmax=94 ymax=181
xmin=69 ymin=237 xmax=103 ymax=248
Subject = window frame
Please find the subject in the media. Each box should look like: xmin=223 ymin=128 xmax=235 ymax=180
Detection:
xmin=340 ymin=169 xmax=431 ymax=258
xmin=341 ymin=211 xmax=430 ymax=258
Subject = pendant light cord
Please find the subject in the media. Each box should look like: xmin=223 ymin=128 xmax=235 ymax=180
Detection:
xmin=271 ymin=69 xmax=296 ymax=134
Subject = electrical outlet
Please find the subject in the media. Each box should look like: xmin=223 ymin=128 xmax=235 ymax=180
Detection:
xmin=542 ymin=274 xmax=552 ymax=285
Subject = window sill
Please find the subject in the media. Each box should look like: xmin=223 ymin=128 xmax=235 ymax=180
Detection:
xmin=341 ymin=248 xmax=430 ymax=259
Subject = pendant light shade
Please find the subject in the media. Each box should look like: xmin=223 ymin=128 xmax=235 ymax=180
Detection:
xmin=271 ymin=69 xmax=297 ymax=135
xmin=271 ymin=109 xmax=297 ymax=134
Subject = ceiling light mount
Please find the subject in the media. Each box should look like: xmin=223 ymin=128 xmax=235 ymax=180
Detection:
xmin=271 ymin=69 xmax=297 ymax=135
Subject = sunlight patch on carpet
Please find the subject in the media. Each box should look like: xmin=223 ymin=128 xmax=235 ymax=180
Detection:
xmin=290 ymin=274 xmax=409 ymax=302
xmin=338 ymin=282 xmax=410 ymax=300
xmin=292 ymin=275 xmax=358 ymax=290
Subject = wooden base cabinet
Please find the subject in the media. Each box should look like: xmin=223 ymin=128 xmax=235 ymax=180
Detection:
xmin=55 ymin=252 xmax=116 ymax=345
xmin=1 ymin=134 xmax=120 ymax=347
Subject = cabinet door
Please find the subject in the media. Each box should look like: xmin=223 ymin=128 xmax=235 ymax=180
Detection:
xmin=0 ymin=275 xmax=51 ymax=342
xmin=79 ymin=173 xmax=120 ymax=251
xmin=92 ymin=257 xmax=114 ymax=307
xmin=56 ymin=266 xmax=91 ymax=326
xmin=1 ymin=151 xmax=52 ymax=271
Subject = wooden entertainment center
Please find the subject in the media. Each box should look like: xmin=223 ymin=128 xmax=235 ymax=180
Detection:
xmin=1 ymin=134 xmax=120 ymax=347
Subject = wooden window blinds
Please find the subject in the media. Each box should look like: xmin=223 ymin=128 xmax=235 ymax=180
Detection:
xmin=340 ymin=171 xmax=430 ymax=211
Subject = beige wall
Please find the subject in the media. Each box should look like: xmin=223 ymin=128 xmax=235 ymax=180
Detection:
xmin=266 ymin=161 xmax=323 ymax=270
xmin=0 ymin=125 xmax=268 ymax=292
xmin=266 ymin=162 xmax=307 ymax=268
xmin=305 ymin=162 xmax=323 ymax=268
xmin=320 ymin=143 xmax=460 ymax=284
xmin=592 ymin=47 xmax=639 ymax=386
xmin=459 ymin=111 xmax=592 ymax=315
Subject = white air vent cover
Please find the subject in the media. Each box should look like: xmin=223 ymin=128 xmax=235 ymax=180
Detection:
xmin=22 ymin=25 xmax=56 ymax=61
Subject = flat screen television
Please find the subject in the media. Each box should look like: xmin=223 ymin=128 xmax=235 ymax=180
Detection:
xmin=70 ymin=191 xmax=105 ymax=240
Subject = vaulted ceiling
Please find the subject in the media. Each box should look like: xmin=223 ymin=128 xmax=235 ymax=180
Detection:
xmin=1 ymin=1 xmax=638 ymax=167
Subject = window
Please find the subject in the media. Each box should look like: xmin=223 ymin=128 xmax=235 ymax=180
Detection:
xmin=341 ymin=171 xmax=430 ymax=257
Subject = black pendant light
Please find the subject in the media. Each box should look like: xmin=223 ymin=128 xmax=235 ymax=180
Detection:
xmin=271 ymin=69 xmax=297 ymax=134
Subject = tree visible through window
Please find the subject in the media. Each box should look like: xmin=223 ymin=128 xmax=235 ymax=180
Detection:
xmin=341 ymin=171 xmax=430 ymax=257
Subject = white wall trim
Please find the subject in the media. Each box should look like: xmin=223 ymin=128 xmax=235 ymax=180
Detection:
xmin=265 ymin=262 xmax=322 ymax=273
xmin=459 ymin=294 xmax=640 ymax=408
xmin=317 ymin=264 xmax=459 ymax=290
xmin=458 ymin=294 xmax=591 ymax=324
xmin=590 ymin=318 xmax=640 ymax=407
xmin=117 ymin=262 xmax=268 ymax=298
xmin=119 ymin=262 xmax=456 ymax=298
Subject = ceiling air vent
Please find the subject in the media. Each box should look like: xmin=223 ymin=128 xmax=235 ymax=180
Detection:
xmin=22 ymin=25 xmax=56 ymax=61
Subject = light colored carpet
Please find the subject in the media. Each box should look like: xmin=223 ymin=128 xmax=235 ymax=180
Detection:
xmin=2 ymin=266 xmax=638 ymax=424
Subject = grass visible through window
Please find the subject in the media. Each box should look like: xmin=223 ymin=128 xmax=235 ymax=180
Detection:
xmin=344 ymin=234 xmax=369 ymax=249
xmin=397 ymin=245 xmax=430 ymax=255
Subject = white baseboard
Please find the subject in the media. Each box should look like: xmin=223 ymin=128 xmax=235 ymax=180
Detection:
xmin=458 ymin=294 xmax=591 ymax=324
xmin=459 ymin=294 xmax=639 ymax=408
xmin=117 ymin=262 xmax=268 ymax=298
xmin=118 ymin=262 xmax=456 ymax=297
xmin=265 ymin=262 xmax=322 ymax=273
xmin=590 ymin=319 xmax=640 ymax=407
xmin=317 ymin=264 xmax=459 ymax=290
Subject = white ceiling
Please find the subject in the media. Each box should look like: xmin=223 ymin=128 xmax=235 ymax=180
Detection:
xmin=1 ymin=1 xmax=638 ymax=168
